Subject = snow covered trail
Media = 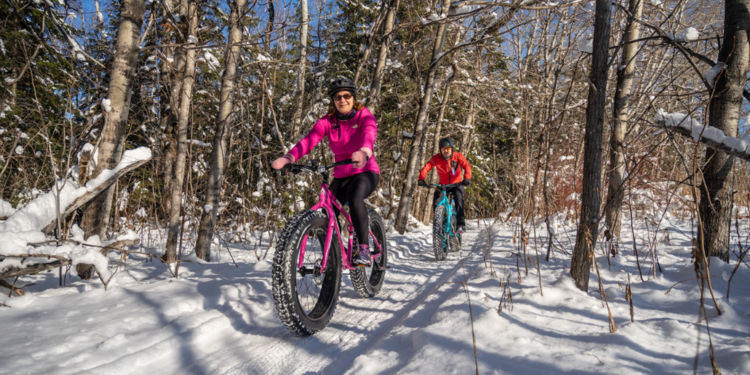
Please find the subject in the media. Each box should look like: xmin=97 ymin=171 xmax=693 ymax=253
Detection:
xmin=347 ymin=219 xmax=750 ymax=375
xmin=0 ymin=223 xmax=482 ymax=375
xmin=2 ymin=218 xmax=750 ymax=374
xmin=211 ymin=225 xmax=482 ymax=375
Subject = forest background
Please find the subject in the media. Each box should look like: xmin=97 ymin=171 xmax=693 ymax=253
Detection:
xmin=0 ymin=0 xmax=748 ymax=294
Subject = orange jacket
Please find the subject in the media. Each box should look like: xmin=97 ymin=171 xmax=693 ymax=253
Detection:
xmin=418 ymin=152 xmax=472 ymax=185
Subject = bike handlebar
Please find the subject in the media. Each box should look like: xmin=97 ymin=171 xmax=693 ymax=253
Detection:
xmin=423 ymin=182 xmax=462 ymax=190
xmin=282 ymin=158 xmax=354 ymax=175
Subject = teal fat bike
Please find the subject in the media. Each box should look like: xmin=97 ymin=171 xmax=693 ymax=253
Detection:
xmin=420 ymin=183 xmax=462 ymax=261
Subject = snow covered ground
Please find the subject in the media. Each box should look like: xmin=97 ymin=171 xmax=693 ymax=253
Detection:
xmin=1 ymin=217 xmax=749 ymax=374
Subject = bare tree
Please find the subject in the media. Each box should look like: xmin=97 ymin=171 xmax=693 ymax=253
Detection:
xmin=194 ymin=0 xmax=248 ymax=261
xmin=79 ymin=0 xmax=145 ymax=240
xmin=291 ymin=0 xmax=308 ymax=139
xmin=161 ymin=0 xmax=189 ymax=216
xmin=164 ymin=0 xmax=199 ymax=264
xmin=421 ymin=83 xmax=452 ymax=223
xmin=604 ymin=0 xmax=643 ymax=240
xmin=699 ymin=0 xmax=750 ymax=262
xmin=570 ymin=0 xmax=612 ymax=291
xmin=393 ymin=0 xmax=454 ymax=234
xmin=366 ymin=0 xmax=399 ymax=114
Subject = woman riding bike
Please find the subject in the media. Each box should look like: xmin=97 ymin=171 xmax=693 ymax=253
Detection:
xmin=271 ymin=77 xmax=379 ymax=266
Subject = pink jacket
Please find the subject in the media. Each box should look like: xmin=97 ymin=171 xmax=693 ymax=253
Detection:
xmin=288 ymin=107 xmax=380 ymax=178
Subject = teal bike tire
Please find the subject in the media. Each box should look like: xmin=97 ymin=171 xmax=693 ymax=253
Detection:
xmin=432 ymin=205 xmax=449 ymax=261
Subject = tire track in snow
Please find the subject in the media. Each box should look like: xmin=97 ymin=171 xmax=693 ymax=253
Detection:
xmin=211 ymin=226 xmax=482 ymax=375
xmin=320 ymin=229 xmax=484 ymax=375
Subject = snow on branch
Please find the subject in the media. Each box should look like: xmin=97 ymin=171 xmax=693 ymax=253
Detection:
xmin=654 ymin=109 xmax=750 ymax=162
xmin=0 ymin=147 xmax=152 ymax=283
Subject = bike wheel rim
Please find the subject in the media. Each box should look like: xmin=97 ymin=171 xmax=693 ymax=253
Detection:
xmin=295 ymin=227 xmax=329 ymax=317
xmin=367 ymin=220 xmax=385 ymax=284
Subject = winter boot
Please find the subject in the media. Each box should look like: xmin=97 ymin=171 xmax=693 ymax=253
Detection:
xmin=457 ymin=225 xmax=465 ymax=234
xmin=353 ymin=244 xmax=373 ymax=266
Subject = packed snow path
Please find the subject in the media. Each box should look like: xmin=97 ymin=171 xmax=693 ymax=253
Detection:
xmin=0 ymin=224 xmax=483 ymax=375
xmin=212 ymin=225 xmax=482 ymax=375
xmin=1 ymin=220 xmax=749 ymax=374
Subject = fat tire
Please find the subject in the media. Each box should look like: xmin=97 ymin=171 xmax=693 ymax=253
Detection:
xmin=272 ymin=209 xmax=342 ymax=336
xmin=432 ymin=205 xmax=448 ymax=261
xmin=350 ymin=209 xmax=388 ymax=298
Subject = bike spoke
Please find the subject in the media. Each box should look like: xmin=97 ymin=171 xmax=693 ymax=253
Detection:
xmin=296 ymin=231 xmax=325 ymax=314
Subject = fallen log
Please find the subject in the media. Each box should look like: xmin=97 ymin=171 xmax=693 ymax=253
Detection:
xmin=0 ymin=279 xmax=29 ymax=296
xmin=41 ymin=158 xmax=150 ymax=235
xmin=0 ymin=239 xmax=140 ymax=281
xmin=0 ymin=258 xmax=71 ymax=280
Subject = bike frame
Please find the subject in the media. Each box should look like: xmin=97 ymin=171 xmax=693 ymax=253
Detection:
xmin=293 ymin=162 xmax=383 ymax=272
xmin=433 ymin=183 xmax=459 ymax=237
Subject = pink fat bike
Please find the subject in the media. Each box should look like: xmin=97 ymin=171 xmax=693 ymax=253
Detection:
xmin=272 ymin=159 xmax=388 ymax=337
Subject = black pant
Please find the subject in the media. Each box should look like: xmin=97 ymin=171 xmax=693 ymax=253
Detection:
xmin=330 ymin=172 xmax=380 ymax=245
xmin=433 ymin=186 xmax=465 ymax=226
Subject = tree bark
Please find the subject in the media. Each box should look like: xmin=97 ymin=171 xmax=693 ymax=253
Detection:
xmin=80 ymin=0 xmax=145 ymax=241
xmin=394 ymin=0 xmax=453 ymax=234
xmin=164 ymin=1 xmax=198 ymax=264
xmin=604 ymin=0 xmax=642 ymax=241
xmin=353 ymin=3 xmax=388 ymax=86
xmin=291 ymin=0 xmax=308 ymax=140
xmin=699 ymin=0 xmax=750 ymax=262
xmin=264 ymin=0 xmax=274 ymax=52
xmin=570 ymin=0 xmax=612 ymax=291
xmin=421 ymin=84 xmax=452 ymax=223
xmin=366 ymin=0 xmax=399 ymax=114
xmin=161 ymin=0 xmax=188 ymax=217
xmin=460 ymin=94 xmax=476 ymax=156
xmin=194 ymin=0 xmax=247 ymax=261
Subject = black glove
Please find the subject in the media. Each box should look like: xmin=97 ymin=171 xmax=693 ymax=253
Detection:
xmin=418 ymin=180 xmax=428 ymax=187
xmin=462 ymin=179 xmax=471 ymax=186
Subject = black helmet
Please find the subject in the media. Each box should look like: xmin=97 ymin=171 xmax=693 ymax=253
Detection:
xmin=439 ymin=138 xmax=454 ymax=159
xmin=328 ymin=77 xmax=357 ymax=98
xmin=439 ymin=137 xmax=454 ymax=149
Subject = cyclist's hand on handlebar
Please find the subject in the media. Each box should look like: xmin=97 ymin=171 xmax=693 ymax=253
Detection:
xmin=418 ymin=180 xmax=428 ymax=187
xmin=271 ymin=154 xmax=295 ymax=170
xmin=351 ymin=149 xmax=370 ymax=168
xmin=462 ymin=179 xmax=471 ymax=186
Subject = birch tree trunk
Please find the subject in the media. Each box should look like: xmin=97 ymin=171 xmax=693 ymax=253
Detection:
xmin=291 ymin=0 xmax=308 ymax=140
xmin=460 ymin=94 xmax=476 ymax=155
xmin=161 ymin=0 xmax=188 ymax=216
xmin=366 ymin=0 xmax=399 ymax=114
xmin=80 ymin=0 xmax=145 ymax=240
xmin=699 ymin=0 xmax=749 ymax=262
xmin=164 ymin=1 xmax=198 ymax=264
xmin=194 ymin=0 xmax=247 ymax=261
xmin=394 ymin=0 xmax=453 ymax=234
xmin=570 ymin=0 xmax=612 ymax=291
xmin=421 ymin=84 xmax=451 ymax=223
xmin=604 ymin=0 xmax=642 ymax=241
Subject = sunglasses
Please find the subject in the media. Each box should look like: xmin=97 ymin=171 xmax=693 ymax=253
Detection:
xmin=441 ymin=147 xmax=452 ymax=152
xmin=334 ymin=93 xmax=353 ymax=101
